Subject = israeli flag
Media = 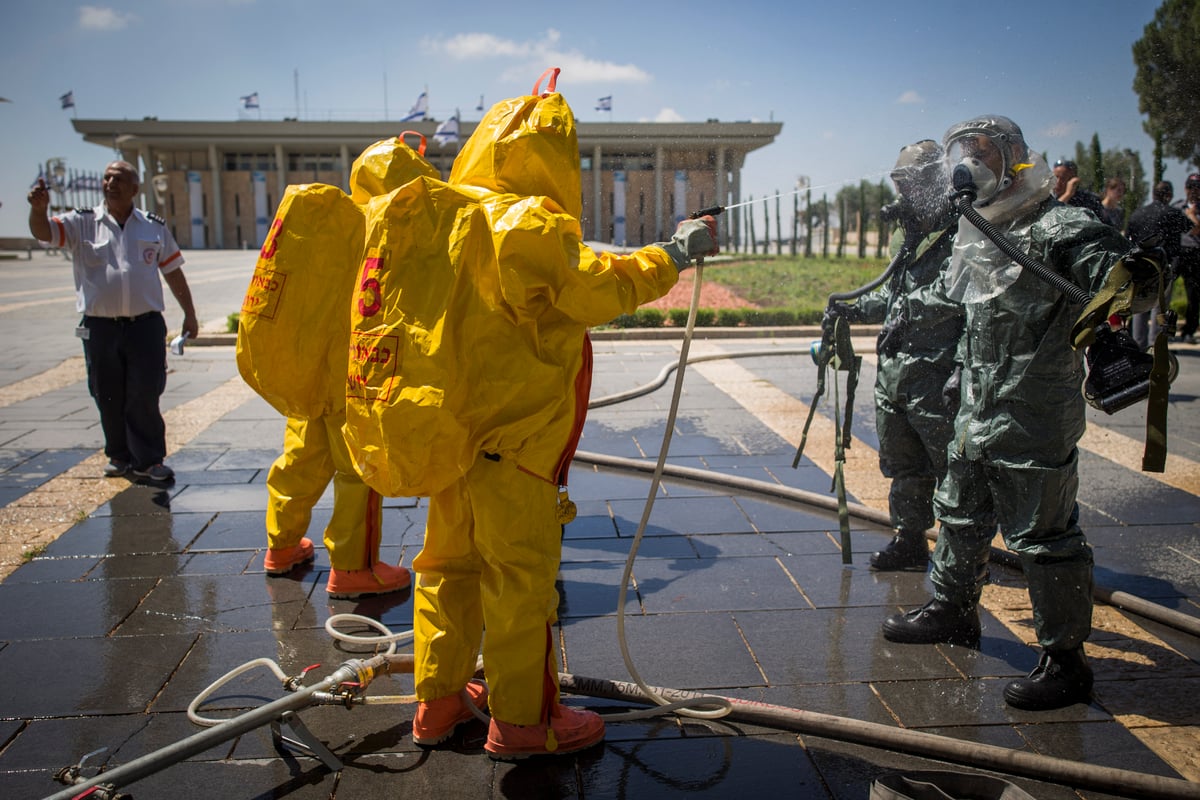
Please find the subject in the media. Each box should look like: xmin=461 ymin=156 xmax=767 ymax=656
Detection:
xmin=240 ymin=92 xmax=259 ymax=109
xmin=401 ymin=91 xmax=428 ymax=122
xmin=433 ymin=114 xmax=459 ymax=147
xmin=595 ymin=95 xmax=612 ymax=112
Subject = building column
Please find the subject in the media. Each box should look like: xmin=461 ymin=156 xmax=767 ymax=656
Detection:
xmin=138 ymin=144 xmax=153 ymax=212
xmin=715 ymin=146 xmax=726 ymax=210
xmin=275 ymin=144 xmax=286 ymax=201
xmin=592 ymin=145 xmax=603 ymax=241
xmin=340 ymin=144 xmax=351 ymax=192
xmin=208 ymin=143 xmax=224 ymax=248
xmin=654 ymin=145 xmax=664 ymax=241
xmin=730 ymin=151 xmax=744 ymax=251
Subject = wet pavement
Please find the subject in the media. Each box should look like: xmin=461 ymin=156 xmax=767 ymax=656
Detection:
xmin=1 ymin=251 xmax=1200 ymax=799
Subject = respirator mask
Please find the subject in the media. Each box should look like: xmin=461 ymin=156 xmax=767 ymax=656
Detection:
xmin=945 ymin=138 xmax=1010 ymax=208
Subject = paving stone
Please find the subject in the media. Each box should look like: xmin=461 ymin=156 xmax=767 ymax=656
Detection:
xmin=635 ymin=554 xmax=806 ymax=613
xmin=0 ymin=714 xmax=148 ymax=770
xmin=0 ymin=634 xmax=194 ymax=716
xmin=562 ymin=612 xmax=763 ymax=691
xmin=735 ymin=607 xmax=964 ymax=684
xmin=578 ymin=733 xmax=830 ymax=798
xmin=0 ymin=577 xmax=157 ymax=639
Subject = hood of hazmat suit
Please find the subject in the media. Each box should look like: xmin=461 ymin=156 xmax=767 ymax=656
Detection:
xmin=941 ymin=115 xmax=1055 ymax=304
xmin=350 ymin=133 xmax=440 ymax=204
xmin=236 ymin=137 xmax=436 ymax=419
xmin=343 ymin=87 xmax=679 ymax=497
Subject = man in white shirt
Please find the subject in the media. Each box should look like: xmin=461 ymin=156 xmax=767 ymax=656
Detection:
xmin=28 ymin=160 xmax=198 ymax=482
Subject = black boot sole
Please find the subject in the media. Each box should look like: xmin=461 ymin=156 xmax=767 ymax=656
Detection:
xmin=1003 ymin=683 xmax=1092 ymax=711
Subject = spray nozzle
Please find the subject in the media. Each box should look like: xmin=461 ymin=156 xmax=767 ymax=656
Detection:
xmin=689 ymin=205 xmax=724 ymax=219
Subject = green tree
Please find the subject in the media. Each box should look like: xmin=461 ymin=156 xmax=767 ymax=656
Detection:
xmin=858 ymin=182 xmax=869 ymax=258
xmin=834 ymin=180 xmax=896 ymax=259
xmin=821 ymin=192 xmax=830 ymax=258
xmin=1154 ymin=132 xmax=1165 ymax=184
xmin=1132 ymin=0 xmax=1200 ymax=169
xmin=1090 ymin=133 xmax=1103 ymax=192
xmin=875 ymin=178 xmax=889 ymax=258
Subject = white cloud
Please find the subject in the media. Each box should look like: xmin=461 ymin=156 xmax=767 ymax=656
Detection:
xmin=426 ymin=29 xmax=651 ymax=85
xmin=647 ymin=108 xmax=684 ymax=122
xmin=896 ymin=90 xmax=923 ymax=104
xmin=1042 ymin=121 xmax=1077 ymax=138
xmin=78 ymin=6 xmax=136 ymax=30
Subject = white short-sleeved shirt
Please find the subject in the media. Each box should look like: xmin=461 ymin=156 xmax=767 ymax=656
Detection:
xmin=46 ymin=205 xmax=185 ymax=317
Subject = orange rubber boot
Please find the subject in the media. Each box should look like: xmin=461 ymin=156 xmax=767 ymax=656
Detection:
xmin=412 ymin=681 xmax=489 ymax=746
xmin=326 ymin=562 xmax=411 ymax=599
xmin=485 ymin=704 xmax=604 ymax=760
xmin=264 ymin=537 xmax=315 ymax=575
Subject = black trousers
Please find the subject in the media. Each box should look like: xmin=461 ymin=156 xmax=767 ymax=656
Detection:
xmin=1182 ymin=275 xmax=1200 ymax=337
xmin=81 ymin=312 xmax=168 ymax=469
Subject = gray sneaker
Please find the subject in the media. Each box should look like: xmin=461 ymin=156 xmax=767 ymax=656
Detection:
xmin=103 ymin=459 xmax=130 ymax=478
xmin=132 ymin=464 xmax=175 ymax=482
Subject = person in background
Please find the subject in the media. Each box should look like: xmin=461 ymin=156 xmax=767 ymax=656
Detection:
xmin=824 ymin=140 xmax=962 ymax=572
xmin=1099 ymin=177 xmax=1127 ymax=231
xmin=1052 ymin=158 xmax=1106 ymax=218
xmin=1172 ymin=174 xmax=1200 ymax=344
xmin=1127 ymin=180 xmax=1191 ymax=348
xmin=27 ymin=160 xmax=197 ymax=483
xmin=882 ymin=116 xmax=1155 ymax=712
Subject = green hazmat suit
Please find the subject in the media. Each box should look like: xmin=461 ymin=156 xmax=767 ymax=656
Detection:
xmin=932 ymin=199 xmax=1133 ymax=651
xmin=838 ymin=226 xmax=962 ymax=534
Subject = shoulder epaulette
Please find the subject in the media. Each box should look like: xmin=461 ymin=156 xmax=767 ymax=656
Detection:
xmin=76 ymin=207 xmax=94 ymax=214
xmin=147 ymin=212 xmax=166 ymax=225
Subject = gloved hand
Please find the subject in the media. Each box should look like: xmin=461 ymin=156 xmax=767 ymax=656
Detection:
xmin=659 ymin=215 xmax=719 ymax=271
xmin=1123 ymin=245 xmax=1163 ymax=283
xmin=876 ymin=312 xmax=909 ymax=358
xmin=824 ymin=301 xmax=856 ymax=326
xmin=942 ymin=365 xmax=962 ymax=414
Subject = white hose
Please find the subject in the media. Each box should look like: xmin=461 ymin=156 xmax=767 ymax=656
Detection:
xmin=324 ymin=611 xmax=413 ymax=655
xmin=608 ymin=260 xmax=732 ymax=722
xmin=187 ymin=657 xmax=289 ymax=726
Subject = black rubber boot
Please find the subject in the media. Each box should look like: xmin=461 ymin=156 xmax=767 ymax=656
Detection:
xmin=869 ymin=530 xmax=930 ymax=571
xmin=882 ymin=599 xmax=981 ymax=646
xmin=1003 ymin=647 xmax=1093 ymax=711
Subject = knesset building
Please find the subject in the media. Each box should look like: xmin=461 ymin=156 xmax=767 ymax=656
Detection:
xmin=72 ymin=117 xmax=782 ymax=251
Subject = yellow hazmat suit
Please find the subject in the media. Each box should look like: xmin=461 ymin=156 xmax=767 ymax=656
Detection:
xmin=238 ymin=138 xmax=437 ymax=572
xmin=343 ymin=87 xmax=680 ymax=726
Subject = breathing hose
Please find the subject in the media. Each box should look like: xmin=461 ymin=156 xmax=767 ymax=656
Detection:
xmin=950 ymin=170 xmax=1091 ymax=305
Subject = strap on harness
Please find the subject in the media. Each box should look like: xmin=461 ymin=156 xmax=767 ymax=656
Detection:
xmin=793 ymin=314 xmax=861 ymax=563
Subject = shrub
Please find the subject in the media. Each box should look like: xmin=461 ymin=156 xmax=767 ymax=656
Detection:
xmin=635 ymin=308 xmax=665 ymax=327
xmin=716 ymin=308 xmax=743 ymax=327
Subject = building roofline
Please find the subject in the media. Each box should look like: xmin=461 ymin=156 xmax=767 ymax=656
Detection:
xmin=73 ymin=118 xmax=783 ymax=155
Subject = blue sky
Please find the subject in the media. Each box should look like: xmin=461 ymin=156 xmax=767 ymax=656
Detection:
xmin=0 ymin=0 xmax=1190 ymax=238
